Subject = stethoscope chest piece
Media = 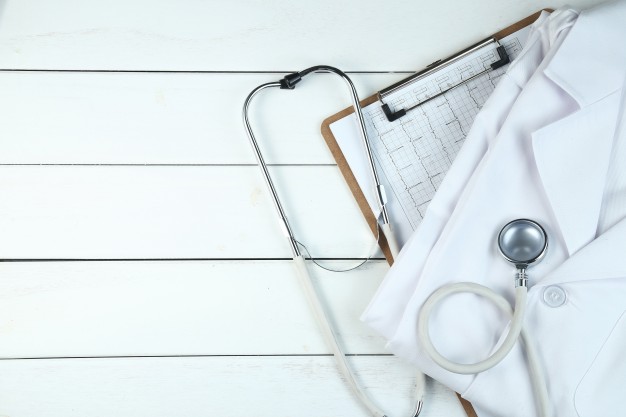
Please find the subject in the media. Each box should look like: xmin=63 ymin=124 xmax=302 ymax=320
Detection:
xmin=418 ymin=218 xmax=551 ymax=416
xmin=498 ymin=219 xmax=548 ymax=287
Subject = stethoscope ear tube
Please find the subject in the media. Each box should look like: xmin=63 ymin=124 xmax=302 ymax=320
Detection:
xmin=243 ymin=66 xmax=399 ymax=257
xmin=243 ymin=80 xmax=301 ymax=258
xmin=243 ymin=67 xmax=422 ymax=417
xmin=381 ymin=222 xmax=401 ymax=259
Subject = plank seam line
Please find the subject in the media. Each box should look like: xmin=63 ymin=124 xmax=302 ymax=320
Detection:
xmin=0 ymin=69 xmax=416 ymax=74
xmin=0 ymin=353 xmax=394 ymax=361
xmin=0 ymin=163 xmax=338 ymax=167
xmin=0 ymin=258 xmax=386 ymax=262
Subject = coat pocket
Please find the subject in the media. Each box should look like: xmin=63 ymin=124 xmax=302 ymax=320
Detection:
xmin=574 ymin=310 xmax=626 ymax=417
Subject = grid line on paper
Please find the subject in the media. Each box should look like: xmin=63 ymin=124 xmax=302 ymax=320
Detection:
xmin=363 ymin=37 xmax=524 ymax=230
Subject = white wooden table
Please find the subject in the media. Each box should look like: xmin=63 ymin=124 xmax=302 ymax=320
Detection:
xmin=0 ymin=0 xmax=601 ymax=415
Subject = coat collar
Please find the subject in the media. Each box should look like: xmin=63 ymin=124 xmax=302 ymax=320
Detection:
xmin=543 ymin=0 xmax=626 ymax=108
xmin=531 ymin=1 xmax=626 ymax=257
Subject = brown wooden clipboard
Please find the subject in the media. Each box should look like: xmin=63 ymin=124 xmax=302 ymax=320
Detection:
xmin=321 ymin=9 xmax=548 ymax=266
xmin=320 ymin=10 xmax=549 ymax=417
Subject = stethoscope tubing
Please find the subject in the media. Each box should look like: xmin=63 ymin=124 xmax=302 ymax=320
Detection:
xmin=293 ymin=254 xmax=388 ymax=417
xmin=243 ymin=67 xmax=550 ymax=417
xmin=242 ymin=66 xmax=422 ymax=417
xmin=417 ymin=283 xmax=550 ymax=417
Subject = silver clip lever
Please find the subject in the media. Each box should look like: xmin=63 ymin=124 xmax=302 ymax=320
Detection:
xmin=379 ymin=37 xmax=510 ymax=122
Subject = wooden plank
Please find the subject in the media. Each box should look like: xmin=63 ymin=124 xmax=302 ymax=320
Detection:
xmin=0 ymin=165 xmax=379 ymax=259
xmin=0 ymin=0 xmax=600 ymax=71
xmin=0 ymin=356 xmax=467 ymax=417
xmin=0 ymin=260 xmax=390 ymax=358
xmin=0 ymin=71 xmax=402 ymax=165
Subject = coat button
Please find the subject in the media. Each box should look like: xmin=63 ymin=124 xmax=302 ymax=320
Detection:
xmin=543 ymin=285 xmax=566 ymax=307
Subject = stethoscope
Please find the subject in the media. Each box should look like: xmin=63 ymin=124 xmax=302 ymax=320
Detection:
xmin=418 ymin=218 xmax=551 ymax=417
xmin=243 ymin=66 xmax=551 ymax=417
xmin=243 ymin=65 xmax=422 ymax=417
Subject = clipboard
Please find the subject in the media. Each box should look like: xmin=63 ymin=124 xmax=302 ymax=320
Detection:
xmin=321 ymin=10 xmax=548 ymax=266
xmin=320 ymin=11 xmax=548 ymax=417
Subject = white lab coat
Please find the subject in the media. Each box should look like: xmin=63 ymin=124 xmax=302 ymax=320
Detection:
xmin=362 ymin=2 xmax=626 ymax=416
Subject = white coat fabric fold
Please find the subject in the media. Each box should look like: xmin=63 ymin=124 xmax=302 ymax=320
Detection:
xmin=361 ymin=2 xmax=626 ymax=416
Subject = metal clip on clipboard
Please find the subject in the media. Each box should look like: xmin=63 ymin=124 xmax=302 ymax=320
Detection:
xmin=378 ymin=37 xmax=510 ymax=122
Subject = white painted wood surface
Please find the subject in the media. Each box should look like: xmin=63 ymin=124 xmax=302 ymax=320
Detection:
xmin=0 ymin=71 xmax=403 ymax=165
xmin=0 ymin=166 xmax=376 ymax=259
xmin=0 ymin=357 xmax=459 ymax=417
xmin=0 ymin=0 xmax=599 ymax=71
xmin=0 ymin=0 xmax=606 ymax=416
xmin=0 ymin=261 xmax=390 ymax=357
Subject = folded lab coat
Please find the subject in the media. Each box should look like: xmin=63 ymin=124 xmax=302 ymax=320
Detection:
xmin=362 ymin=2 xmax=626 ymax=416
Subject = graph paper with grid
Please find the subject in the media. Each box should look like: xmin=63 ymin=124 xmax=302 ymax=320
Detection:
xmin=336 ymin=31 xmax=528 ymax=240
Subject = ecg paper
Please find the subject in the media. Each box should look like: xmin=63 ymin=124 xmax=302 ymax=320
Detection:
xmin=329 ymin=27 xmax=530 ymax=246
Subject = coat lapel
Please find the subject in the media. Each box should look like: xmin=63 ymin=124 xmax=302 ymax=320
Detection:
xmin=543 ymin=0 xmax=626 ymax=108
xmin=530 ymin=0 xmax=626 ymax=256
xmin=531 ymin=91 xmax=621 ymax=256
